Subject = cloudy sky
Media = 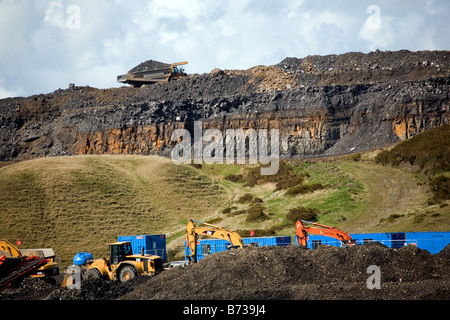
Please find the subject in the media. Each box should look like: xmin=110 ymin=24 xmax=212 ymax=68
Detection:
xmin=0 ymin=0 xmax=449 ymax=98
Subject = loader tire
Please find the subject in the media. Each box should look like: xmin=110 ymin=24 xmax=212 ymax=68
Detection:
xmin=84 ymin=268 xmax=101 ymax=281
xmin=119 ymin=265 xmax=137 ymax=283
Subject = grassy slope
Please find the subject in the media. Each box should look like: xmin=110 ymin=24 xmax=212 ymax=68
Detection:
xmin=0 ymin=155 xmax=227 ymax=267
xmin=1 ymin=149 xmax=448 ymax=267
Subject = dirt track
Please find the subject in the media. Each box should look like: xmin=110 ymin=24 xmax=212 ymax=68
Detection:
xmin=2 ymin=243 xmax=448 ymax=300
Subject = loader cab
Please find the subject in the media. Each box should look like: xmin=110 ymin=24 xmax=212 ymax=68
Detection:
xmin=109 ymin=242 xmax=133 ymax=265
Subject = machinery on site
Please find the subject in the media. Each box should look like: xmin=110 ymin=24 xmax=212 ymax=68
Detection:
xmin=0 ymin=239 xmax=59 ymax=290
xmin=186 ymin=219 xmax=245 ymax=263
xmin=61 ymin=241 xmax=163 ymax=287
xmin=295 ymin=220 xmax=356 ymax=248
xmin=117 ymin=61 xmax=188 ymax=87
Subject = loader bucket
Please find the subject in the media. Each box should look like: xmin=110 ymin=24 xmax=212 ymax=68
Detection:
xmin=61 ymin=265 xmax=81 ymax=289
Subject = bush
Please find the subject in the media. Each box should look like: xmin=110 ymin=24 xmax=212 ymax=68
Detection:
xmin=286 ymin=206 xmax=320 ymax=223
xmin=349 ymin=153 xmax=361 ymax=162
xmin=237 ymin=193 xmax=254 ymax=203
xmin=285 ymin=183 xmax=324 ymax=196
xmin=413 ymin=214 xmax=425 ymax=224
xmin=374 ymin=124 xmax=450 ymax=173
xmin=225 ymin=174 xmax=244 ymax=183
xmin=228 ymin=209 xmax=247 ymax=217
xmin=379 ymin=213 xmax=404 ymax=223
xmin=230 ymin=161 xmax=306 ymax=189
xmin=430 ymin=175 xmax=450 ymax=202
xmin=246 ymin=204 xmax=269 ymax=222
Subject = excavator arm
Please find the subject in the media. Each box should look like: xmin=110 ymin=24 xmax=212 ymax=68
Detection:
xmin=186 ymin=219 xmax=244 ymax=263
xmin=296 ymin=220 xmax=355 ymax=247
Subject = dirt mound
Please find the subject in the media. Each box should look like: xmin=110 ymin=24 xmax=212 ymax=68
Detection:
xmin=1 ymin=243 xmax=449 ymax=300
xmin=0 ymin=276 xmax=57 ymax=300
xmin=121 ymin=243 xmax=450 ymax=300
xmin=45 ymin=276 xmax=149 ymax=300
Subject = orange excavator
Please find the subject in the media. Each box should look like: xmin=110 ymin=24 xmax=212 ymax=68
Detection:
xmin=295 ymin=220 xmax=356 ymax=248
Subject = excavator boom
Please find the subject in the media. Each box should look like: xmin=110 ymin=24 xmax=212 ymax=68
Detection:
xmin=296 ymin=220 xmax=355 ymax=247
xmin=186 ymin=220 xmax=244 ymax=263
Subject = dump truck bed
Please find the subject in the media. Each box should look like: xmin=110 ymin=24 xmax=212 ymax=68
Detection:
xmin=117 ymin=61 xmax=187 ymax=86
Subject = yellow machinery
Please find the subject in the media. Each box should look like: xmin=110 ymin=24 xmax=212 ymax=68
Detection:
xmin=0 ymin=239 xmax=59 ymax=290
xmin=62 ymin=241 xmax=163 ymax=287
xmin=117 ymin=61 xmax=188 ymax=87
xmin=20 ymin=248 xmax=60 ymax=278
xmin=186 ymin=219 xmax=245 ymax=263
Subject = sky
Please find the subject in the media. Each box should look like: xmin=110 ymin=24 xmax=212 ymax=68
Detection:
xmin=0 ymin=0 xmax=449 ymax=99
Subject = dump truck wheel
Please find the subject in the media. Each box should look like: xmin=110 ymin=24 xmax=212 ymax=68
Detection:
xmin=119 ymin=266 xmax=137 ymax=283
xmin=84 ymin=268 xmax=101 ymax=281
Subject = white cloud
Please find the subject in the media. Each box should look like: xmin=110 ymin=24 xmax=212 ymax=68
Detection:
xmin=0 ymin=0 xmax=449 ymax=99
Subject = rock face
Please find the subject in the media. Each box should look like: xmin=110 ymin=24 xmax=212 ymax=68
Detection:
xmin=0 ymin=50 xmax=449 ymax=162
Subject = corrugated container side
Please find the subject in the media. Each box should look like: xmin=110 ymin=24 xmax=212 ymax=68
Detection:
xmin=187 ymin=236 xmax=293 ymax=261
xmin=297 ymin=232 xmax=450 ymax=254
xmin=118 ymin=234 xmax=167 ymax=261
xmin=405 ymin=232 xmax=450 ymax=254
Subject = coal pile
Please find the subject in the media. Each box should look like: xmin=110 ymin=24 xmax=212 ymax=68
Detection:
xmin=0 ymin=276 xmax=58 ymax=300
xmin=121 ymin=243 xmax=450 ymax=300
xmin=128 ymin=60 xmax=170 ymax=73
xmin=1 ymin=243 xmax=449 ymax=300
xmin=45 ymin=276 xmax=149 ymax=300
xmin=277 ymin=49 xmax=450 ymax=86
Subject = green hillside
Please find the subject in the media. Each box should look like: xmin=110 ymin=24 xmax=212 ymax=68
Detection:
xmin=0 ymin=155 xmax=227 ymax=267
xmin=1 ymin=137 xmax=449 ymax=268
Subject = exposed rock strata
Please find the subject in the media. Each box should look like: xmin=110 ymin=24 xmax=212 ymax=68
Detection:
xmin=0 ymin=50 xmax=449 ymax=161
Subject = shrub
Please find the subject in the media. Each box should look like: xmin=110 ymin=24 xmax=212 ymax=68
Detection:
xmin=374 ymin=124 xmax=450 ymax=173
xmin=379 ymin=213 xmax=404 ymax=223
xmin=251 ymin=197 xmax=264 ymax=204
xmin=349 ymin=153 xmax=362 ymax=162
xmin=430 ymin=175 xmax=450 ymax=202
xmin=233 ymin=161 xmax=306 ymax=189
xmin=225 ymin=174 xmax=244 ymax=183
xmin=228 ymin=209 xmax=247 ymax=217
xmin=285 ymin=183 xmax=324 ymax=196
xmin=286 ymin=206 xmax=320 ymax=223
xmin=246 ymin=204 xmax=269 ymax=222
xmin=237 ymin=193 xmax=254 ymax=203
xmin=413 ymin=214 xmax=425 ymax=224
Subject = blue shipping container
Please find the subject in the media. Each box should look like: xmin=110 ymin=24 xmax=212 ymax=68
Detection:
xmin=185 ymin=236 xmax=292 ymax=261
xmin=295 ymin=231 xmax=450 ymax=254
xmin=118 ymin=234 xmax=167 ymax=261
xmin=405 ymin=232 xmax=450 ymax=254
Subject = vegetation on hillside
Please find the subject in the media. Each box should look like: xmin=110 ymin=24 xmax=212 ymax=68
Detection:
xmin=375 ymin=124 xmax=450 ymax=202
xmin=1 ymin=126 xmax=449 ymax=266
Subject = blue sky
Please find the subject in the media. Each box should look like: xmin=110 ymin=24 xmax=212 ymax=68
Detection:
xmin=0 ymin=0 xmax=449 ymax=98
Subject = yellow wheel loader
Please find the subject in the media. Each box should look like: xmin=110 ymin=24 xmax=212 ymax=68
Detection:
xmin=62 ymin=241 xmax=163 ymax=287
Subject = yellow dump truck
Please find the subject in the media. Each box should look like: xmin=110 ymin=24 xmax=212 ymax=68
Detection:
xmin=117 ymin=61 xmax=188 ymax=87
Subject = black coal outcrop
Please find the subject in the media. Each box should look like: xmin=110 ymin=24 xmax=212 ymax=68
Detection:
xmin=0 ymin=50 xmax=449 ymax=162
